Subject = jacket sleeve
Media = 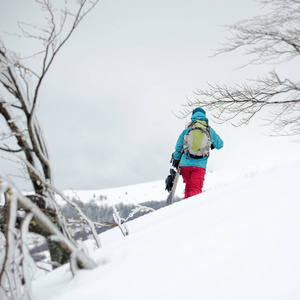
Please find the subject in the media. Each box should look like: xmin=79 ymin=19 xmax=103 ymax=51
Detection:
xmin=210 ymin=127 xmax=224 ymax=150
xmin=173 ymin=129 xmax=187 ymax=161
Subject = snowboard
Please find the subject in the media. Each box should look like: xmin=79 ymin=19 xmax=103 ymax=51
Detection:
xmin=166 ymin=168 xmax=180 ymax=206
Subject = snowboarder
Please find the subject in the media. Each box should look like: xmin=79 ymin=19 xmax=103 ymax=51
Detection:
xmin=169 ymin=107 xmax=223 ymax=199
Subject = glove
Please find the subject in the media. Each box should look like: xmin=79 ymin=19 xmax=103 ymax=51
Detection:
xmin=210 ymin=144 xmax=215 ymax=150
xmin=172 ymin=159 xmax=180 ymax=169
xmin=170 ymin=153 xmax=180 ymax=169
xmin=165 ymin=169 xmax=176 ymax=192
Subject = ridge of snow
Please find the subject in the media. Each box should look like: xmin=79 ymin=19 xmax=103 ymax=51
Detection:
xmin=62 ymin=179 xmax=172 ymax=206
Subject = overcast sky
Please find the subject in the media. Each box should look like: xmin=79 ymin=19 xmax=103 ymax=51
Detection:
xmin=0 ymin=0 xmax=292 ymax=192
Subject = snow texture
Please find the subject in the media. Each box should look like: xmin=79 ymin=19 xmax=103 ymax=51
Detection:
xmin=32 ymin=137 xmax=300 ymax=300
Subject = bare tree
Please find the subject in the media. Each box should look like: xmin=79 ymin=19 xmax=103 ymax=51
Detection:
xmin=0 ymin=0 xmax=101 ymax=298
xmin=0 ymin=172 xmax=97 ymax=299
xmin=182 ymin=0 xmax=300 ymax=135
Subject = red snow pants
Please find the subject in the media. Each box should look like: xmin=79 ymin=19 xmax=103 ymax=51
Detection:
xmin=180 ymin=166 xmax=206 ymax=199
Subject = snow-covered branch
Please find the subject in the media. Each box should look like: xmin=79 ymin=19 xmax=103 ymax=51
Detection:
xmin=113 ymin=206 xmax=129 ymax=237
xmin=112 ymin=204 xmax=155 ymax=237
xmin=0 ymin=171 xmax=97 ymax=299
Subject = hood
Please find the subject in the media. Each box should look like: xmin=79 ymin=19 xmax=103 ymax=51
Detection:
xmin=191 ymin=111 xmax=209 ymax=123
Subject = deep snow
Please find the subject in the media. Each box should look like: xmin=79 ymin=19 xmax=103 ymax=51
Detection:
xmin=32 ymin=137 xmax=300 ymax=300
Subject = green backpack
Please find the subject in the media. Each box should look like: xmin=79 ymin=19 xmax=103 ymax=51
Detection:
xmin=182 ymin=120 xmax=211 ymax=158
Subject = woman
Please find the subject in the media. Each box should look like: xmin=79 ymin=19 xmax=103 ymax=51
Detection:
xmin=172 ymin=107 xmax=224 ymax=199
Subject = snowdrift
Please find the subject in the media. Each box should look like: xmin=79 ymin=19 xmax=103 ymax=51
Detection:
xmin=32 ymin=139 xmax=300 ymax=300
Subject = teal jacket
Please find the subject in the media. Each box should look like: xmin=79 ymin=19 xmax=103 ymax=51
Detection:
xmin=173 ymin=111 xmax=224 ymax=169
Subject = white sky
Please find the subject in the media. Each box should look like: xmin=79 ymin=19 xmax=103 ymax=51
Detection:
xmin=0 ymin=0 xmax=294 ymax=191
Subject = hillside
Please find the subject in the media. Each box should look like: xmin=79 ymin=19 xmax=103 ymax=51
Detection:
xmin=32 ymin=137 xmax=300 ymax=300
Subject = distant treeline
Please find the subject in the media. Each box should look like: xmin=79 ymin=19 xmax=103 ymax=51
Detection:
xmin=61 ymin=197 xmax=182 ymax=223
xmin=30 ymin=196 xmax=182 ymax=261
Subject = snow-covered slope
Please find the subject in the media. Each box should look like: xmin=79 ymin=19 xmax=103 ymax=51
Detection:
xmin=32 ymin=138 xmax=300 ymax=300
xmin=62 ymin=179 xmax=174 ymax=206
